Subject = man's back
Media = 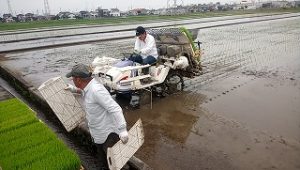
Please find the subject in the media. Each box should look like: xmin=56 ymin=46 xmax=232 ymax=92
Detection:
xmin=83 ymin=78 xmax=125 ymax=144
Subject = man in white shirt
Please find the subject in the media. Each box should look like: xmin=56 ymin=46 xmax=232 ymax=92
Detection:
xmin=65 ymin=64 xmax=128 ymax=170
xmin=129 ymin=26 xmax=158 ymax=65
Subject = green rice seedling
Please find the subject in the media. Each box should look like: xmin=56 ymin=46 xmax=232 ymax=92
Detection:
xmin=0 ymin=122 xmax=42 ymax=145
xmin=180 ymin=27 xmax=197 ymax=51
xmin=0 ymin=128 xmax=54 ymax=158
xmin=22 ymin=148 xmax=81 ymax=170
xmin=0 ymin=115 xmax=37 ymax=134
xmin=0 ymin=98 xmax=81 ymax=170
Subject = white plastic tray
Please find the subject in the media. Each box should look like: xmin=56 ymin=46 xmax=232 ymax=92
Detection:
xmin=38 ymin=76 xmax=85 ymax=132
xmin=107 ymin=119 xmax=144 ymax=170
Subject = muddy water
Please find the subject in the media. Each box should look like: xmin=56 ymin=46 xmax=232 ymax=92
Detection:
xmin=123 ymin=93 xmax=237 ymax=170
xmin=197 ymin=16 xmax=300 ymax=140
xmin=1 ymin=17 xmax=300 ymax=170
xmin=186 ymin=17 xmax=300 ymax=170
xmin=127 ymin=17 xmax=300 ymax=169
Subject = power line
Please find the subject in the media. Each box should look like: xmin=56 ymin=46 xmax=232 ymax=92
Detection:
xmin=44 ymin=0 xmax=51 ymax=16
xmin=7 ymin=0 xmax=13 ymax=14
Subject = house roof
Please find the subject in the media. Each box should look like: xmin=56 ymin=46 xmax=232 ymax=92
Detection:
xmin=3 ymin=14 xmax=13 ymax=17
xmin=111 ymin=8 xmax=120 ymax=12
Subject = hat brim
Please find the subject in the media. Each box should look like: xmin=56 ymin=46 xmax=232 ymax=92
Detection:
xmin=66 ymin=72 xmax=73 ymax=78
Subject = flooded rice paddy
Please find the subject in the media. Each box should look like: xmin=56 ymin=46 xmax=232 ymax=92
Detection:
xmin=0 ymin=16 xmax=300 ymax=169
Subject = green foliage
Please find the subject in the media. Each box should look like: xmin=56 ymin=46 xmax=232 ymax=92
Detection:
xmin=0 ymin=98 xmax=81 ymax=170
xmin=179 ymin=27 xmax=196 ymax=51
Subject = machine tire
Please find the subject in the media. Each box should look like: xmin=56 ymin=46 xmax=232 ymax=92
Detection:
xmin=163 ymin=71 xmax=184 ymax=95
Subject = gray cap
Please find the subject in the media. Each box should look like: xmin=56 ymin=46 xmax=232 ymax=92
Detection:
xmin=66 ymin=64 xmax=91 ymax=78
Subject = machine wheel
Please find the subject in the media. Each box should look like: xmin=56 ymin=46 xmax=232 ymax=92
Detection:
xmin=163 ymin=72 xmax=184 ymax=95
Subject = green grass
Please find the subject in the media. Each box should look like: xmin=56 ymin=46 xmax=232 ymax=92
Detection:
xmin=0 ymin=98 xmax=81 ymax=170
xmin=0 ymin=7 xmax=300 ymax=31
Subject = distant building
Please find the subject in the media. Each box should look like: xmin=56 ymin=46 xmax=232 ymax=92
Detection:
xmin=79 ymin=11 xmax=90 ymax=18
xmin=36 ymin=15 xmax=47 ymax=21
xmin=165 ymin=6 xmax=187 ymax=15
xmin=103 ymin=9 xmax=110 ymax=17
xmin=16 ymin=14 xmax=26 ymax=22
xmin=188 ymin=4 xmax=200 ymax=13
xmin=48 ymin=15 xmax=56 ymax=20
xmin=67 ymin=13 xmax=76 ymax=19
xmin=57 ymin=12 xmax=76 ymax=20
xmin=57 ymin=12 xmax=68 ymax=19
xmin=271 ymin=1 xmax=290 ymax=8
xmin=153 ymin=8 xmax=165 ymax=15
xmin=295 ymin=0 xmax=300 ymax=7
xmin=128 ymin=8 xmax=148 ymax=16
xmin=198 ymin=4 xmax=210 ymax=12
xmin=238 ymin=0 xmax=256 ymax=9
xmin=261 ymin=2 xmax=272 ymax=8
xmin=90 ymin=11 xmax=98 ymax=18
xmin=3 ymin=14 xmax=14 ymax=22
xmin=96 ymin=8 xmax=110 ymax=17
xmin=147 ymin=9 xmax=156 ymax=15
xmin=25 ymin=13 xmax=34 ymax=21
xmin=110 ymin=8 xmax=120 ymax=17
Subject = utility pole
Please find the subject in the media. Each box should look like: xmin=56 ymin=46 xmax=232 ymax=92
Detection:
xmin=44 ymin=0 xmax=51 ymax=16
xmin=7 ymin=0 xmax=13 ymax=15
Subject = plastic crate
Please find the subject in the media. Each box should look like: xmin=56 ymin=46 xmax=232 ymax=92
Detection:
xmin=107 ymin=119 xmax=144 ymax=170
xmin=38 ymin=76 xmax=85 ymax=132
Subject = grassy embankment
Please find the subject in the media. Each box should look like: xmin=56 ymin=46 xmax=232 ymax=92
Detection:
xmin=0 ymin=98 xmax=81 ymax=170
xmin=0 ymin=7 xmax=300 ymax=31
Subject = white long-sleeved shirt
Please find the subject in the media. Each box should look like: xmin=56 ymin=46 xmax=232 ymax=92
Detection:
xmin=83 ymin=78 xmax=127 ymax=144
xmin=134 ymin=34 xmax=158 ymax=59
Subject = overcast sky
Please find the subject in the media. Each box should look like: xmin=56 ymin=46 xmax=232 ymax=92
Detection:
xmin=0 ymin=0 xmax=243 ymax=15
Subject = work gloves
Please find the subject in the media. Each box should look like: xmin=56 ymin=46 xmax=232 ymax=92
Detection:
xmin=119 ymin=130 xmax=129 ymax=144
xmin=133 ymin=49 xmax=141 ymax=55
xmin=65 ymin=84 xmax=79 ymax=93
